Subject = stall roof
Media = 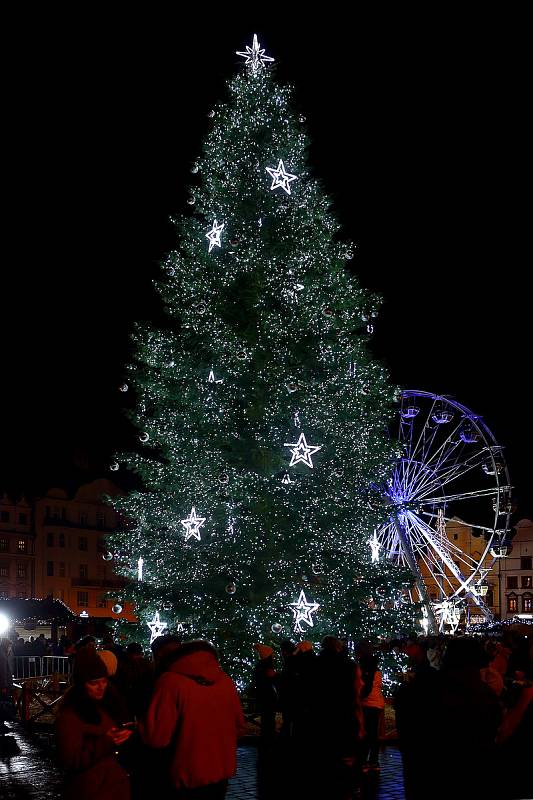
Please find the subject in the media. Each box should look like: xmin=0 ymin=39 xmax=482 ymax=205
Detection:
xmin=0 ymin=597 xmax=76 ymax=623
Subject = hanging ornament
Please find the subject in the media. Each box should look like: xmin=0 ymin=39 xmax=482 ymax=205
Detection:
xmin=118 ymin=383 xmax=128 ymax=392
xmin=147 ymin=611 xmax=168 ymax=645
xmin=284 ymin=432 xmax=322 ymax=469
xmin=110 ymin=463 xmax=119 ymax=472
xmin=293 ymin=411 xmax=301 ymax=428
xmin=361 ymin=386 xmax=370 ymax=395
xmin=237 ymin=351 xmax=247 ymax=361
xmin=139 ymin=432 xmax=149 ymax=443
xmin=271 ymin=623 xmax=282 ymax=634
xmin=322 ymin=307 xmax=333 ymax=317
xmin=187 ymin=197 xmax=195 ymax=206
xmin=229 ymin=237 xmax=239 ymax=247
xmin=312 ymin=564 xmax=322 ymax=575
xmin=218 ymin=473 xmax=229 ymax=485
xmin=299 ymin=115 xmax=306 ymax=123
xmin=281 ymin=472 xmax=295 ymax=485
xmin=366 ymin=324 xmax=374 ymax=334
xmin=225 ymin=583 xmax=236 ymax=594
xmin=368 ymin=531 xmax=381 ymax=563
xmin=191 ymin=164 xmax=199 ymax=174
xmin=181 ymin=507 xmax=206 ymax=541
xmin=102 ymin=552 xmax=113 ymax=561
xmin=289 ymin=590 xmax=319 ymax=633
xmin=137 ymin=557 xmax=143 ymax=581
xmin=112 ymin=603 xmax=123 ymax=614
xmin=345 ymin=251 xmax=354 ymax=260
xmin=286 ymin=382 xmax=298 ymax=393
xmin=206 ymin=220 xmax=224 ymax=252
xmin=207 ymin=110 xmax=215 ymax=118
xmin=266 ymin=159 xmax=298 ymax=195
xmin=236 ymin=33 xmax=274 ymax=72
xmin=196 ymin=302 xmax=207 ymax=314
xmin=208 ymin=369 xmax=223 ymax=384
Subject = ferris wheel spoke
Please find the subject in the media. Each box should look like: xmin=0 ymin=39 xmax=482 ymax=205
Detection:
xmin=420 ymin=511 xmax=496 ymax=536
xmin=407 ymin=396 xmax=438 ymax=464
xmin=405 ymin=512 xmax=474 ymax=594
xmin=414 ymin=453 xmax=488 ymax=501
xmin=420 ymin=486 xmax=502 ymax=506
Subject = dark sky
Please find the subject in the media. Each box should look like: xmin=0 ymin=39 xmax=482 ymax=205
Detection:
xmin=2 ymin=12 xmax=531 ymax=518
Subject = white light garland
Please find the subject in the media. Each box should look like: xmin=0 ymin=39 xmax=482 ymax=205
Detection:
xmin=147 ymin=611 xmax=168 ymax=645
xmin=236 ymin=34 xmax=274 ymax=72
xmin=206 ymin=220 xmax=224 ymax=253
xmin=284 ymin=432 xmax=322 ymax=469
xmin=266 ymin=160 xmax=298 ymax=195
xmin=181 ymin=506 xmax=206 ymax=541
xmin=290 ymin=590 xmax=319 ymax=632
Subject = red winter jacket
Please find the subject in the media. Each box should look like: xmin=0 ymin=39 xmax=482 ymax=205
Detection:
xmin=140 ymin=650 xmax=246 ymax=790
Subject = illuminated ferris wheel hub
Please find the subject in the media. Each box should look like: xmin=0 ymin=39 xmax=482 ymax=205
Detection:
xmin=375 ymin=390 xmax=512 ymax=634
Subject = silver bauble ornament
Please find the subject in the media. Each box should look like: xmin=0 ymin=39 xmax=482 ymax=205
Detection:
xmin=112 ymin=604 xmax=123 ymax=614
xmin=271 ymin=623 xmax=282 ymax=634
xmin=119 ymin=383 xmax=128 ymax=392
xmin=110 ymin=463 xmax=119 ymax=472
xmin=102 ymin=552 xmax=113 ymax=561
xmin=139 ymin=432 xmax=149 ymax=443
xmin=225 ymin=583 xmax=236 ymax=594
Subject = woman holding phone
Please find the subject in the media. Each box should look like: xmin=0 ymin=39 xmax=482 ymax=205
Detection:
xmin=56 ymin=649 xmax=133 ymax=800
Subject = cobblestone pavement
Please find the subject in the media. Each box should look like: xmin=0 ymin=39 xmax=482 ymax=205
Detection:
xmin=1 ymin=723 xmax=405 ymax=800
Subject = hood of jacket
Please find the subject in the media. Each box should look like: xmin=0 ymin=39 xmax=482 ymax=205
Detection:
xmin=168 ymin=650 xmax=224 ymax=685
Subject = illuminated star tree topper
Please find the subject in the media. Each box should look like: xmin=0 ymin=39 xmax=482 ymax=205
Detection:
xmin=290 ymin=590 xmax=319 ymax=632
xmin=236 ymin=33 xmax=274 ymax=72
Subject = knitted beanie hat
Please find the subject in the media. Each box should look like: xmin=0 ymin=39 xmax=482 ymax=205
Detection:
xmin=97 ymin=649 xmax=118 ymax=676
xmin=73 ymin=649 xmax=109 ymax=684
xmin=254 ymin=643 xmax=274 ymax=660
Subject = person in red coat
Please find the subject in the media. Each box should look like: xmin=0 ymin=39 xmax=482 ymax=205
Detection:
xmin=140 ymin=639 xmax=246 ymax=799
xmin=56 ymin=649 xmax=133 ymax=800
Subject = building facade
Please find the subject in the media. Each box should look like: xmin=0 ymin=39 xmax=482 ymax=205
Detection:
xmin=22 ymin=478 xmax=134 ymax=622
xmin=498 ymin=518 xmax=533 ymax=621
xmin=0 ymin=494 xmax=34 ymax=599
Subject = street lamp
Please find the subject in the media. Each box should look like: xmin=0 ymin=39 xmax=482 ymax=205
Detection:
xmin=0 ymin=611 xmax=10 ymax=635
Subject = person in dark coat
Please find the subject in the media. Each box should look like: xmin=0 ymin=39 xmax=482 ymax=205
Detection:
xmin=252 ymin=643 xmax=278 ymax=743
xmin=312 ymin=637 xmax=363 ymax=796
xmin=56 ymin=649 xmax=133 ymax=800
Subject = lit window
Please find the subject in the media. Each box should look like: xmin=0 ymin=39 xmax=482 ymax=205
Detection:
xmin=17 ymin=563 xmax=27 ymax=578
xmin=0 ymin=539 xmax=8 ymax=552
xmin=523 ymin=595 xmax=533 ymax=613
xmin=507 ymin=595 xmax=518 ymax=613
xmin=522 ymin=575 xmax=532 ymax=589
xmin=18 ymin=539 xmax=27 ymax=553
xmin=0 ymin=564 xmax=8 ymax=577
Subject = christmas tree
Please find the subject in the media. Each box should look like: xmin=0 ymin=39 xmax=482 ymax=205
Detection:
xmin=109 ymin=35 xmax=416 ymax=681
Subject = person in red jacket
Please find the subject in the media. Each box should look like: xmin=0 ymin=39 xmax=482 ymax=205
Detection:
xmin=140 ymin=639 xmax=246 ymax=799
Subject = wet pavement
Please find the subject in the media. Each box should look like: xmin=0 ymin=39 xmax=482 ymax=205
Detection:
xmin=1 ymin=722 xmax=405 ymax=799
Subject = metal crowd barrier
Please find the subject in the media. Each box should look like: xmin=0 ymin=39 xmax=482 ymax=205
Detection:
xmin=13 ymin=655 xmax=71 ymax=680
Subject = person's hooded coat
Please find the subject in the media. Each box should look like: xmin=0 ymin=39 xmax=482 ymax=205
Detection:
xmin=141 ymin=647 xmax=246 ymax=790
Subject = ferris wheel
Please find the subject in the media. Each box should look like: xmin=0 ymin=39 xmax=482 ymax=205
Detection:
xmin=374 ymin=390 xmax=512 ymax=634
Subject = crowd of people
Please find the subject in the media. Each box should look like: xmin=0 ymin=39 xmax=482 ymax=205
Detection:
xmin=1 ymin=628 xmax=532 ymax=799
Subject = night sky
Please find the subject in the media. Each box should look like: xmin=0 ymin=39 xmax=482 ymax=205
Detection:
xmin=2 ymin=13 xmax=531 ymax=519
